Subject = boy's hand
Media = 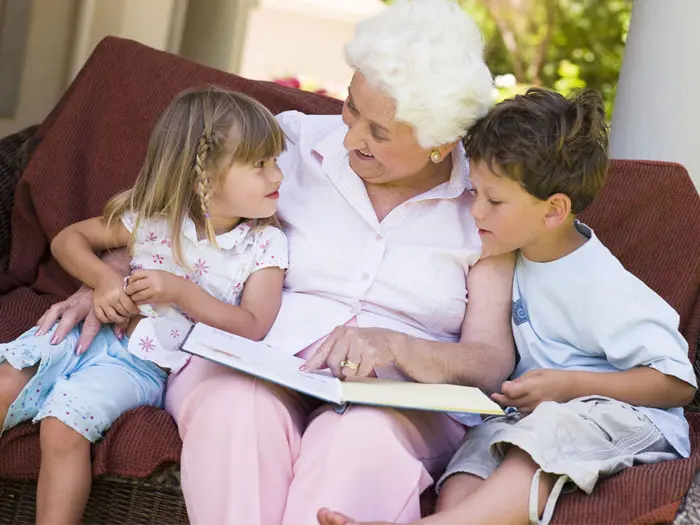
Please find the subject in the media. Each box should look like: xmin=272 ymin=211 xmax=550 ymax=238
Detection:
xmin=491 ymin=369 xmax=576 ymax=413
xmin=94 ymin=271 xmax=137 ymax=325
xmin=125 ymin=269 xmax=185 ymax=306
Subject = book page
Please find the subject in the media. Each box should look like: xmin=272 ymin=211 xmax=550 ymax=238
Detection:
xmin=181 ymin=324 xmax=343 ymax=404
xmin=341 ymin=379 xmax=504 ymax=415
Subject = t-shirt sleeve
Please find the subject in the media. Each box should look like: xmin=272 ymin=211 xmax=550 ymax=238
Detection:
xmin=597 ymin=297 xmax=697 ymax=387
xmin=120 ymin=210 xmax=137 ymax=233
xmin=252 ymin=226 xmax=289 ymax=272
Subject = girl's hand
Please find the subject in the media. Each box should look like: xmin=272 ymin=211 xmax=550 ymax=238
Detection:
xmin=125 ymin=269 xmax=185 ymax=306
xmin=490 ymin=369 xmax=576 ymax=413
xmin=301 ymin=326 xmax=397 ymax=379
xmin=94 ymin=271 xmax=137 ymax=324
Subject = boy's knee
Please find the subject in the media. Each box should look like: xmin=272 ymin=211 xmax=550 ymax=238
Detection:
xmin=40 ymin=417 xmax=90 ymax=456
xmin=436 ymin=472 xmax=483 ymax=511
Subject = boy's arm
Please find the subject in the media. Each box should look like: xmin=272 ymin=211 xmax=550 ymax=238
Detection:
xmin=493 ymin=366 xmax=695 ymax=413
xmin=566 ymin=367 xmax=695 ymax=407
xmin=494 ymin=296 xmax=697 ymax=412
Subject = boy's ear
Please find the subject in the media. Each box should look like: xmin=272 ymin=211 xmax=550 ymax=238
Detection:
xmin=543 ymin=193 xmax=572 ymax=228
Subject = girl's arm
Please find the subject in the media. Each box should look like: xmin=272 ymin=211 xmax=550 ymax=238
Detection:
xmin=51 ymin=217 xmax=134 ymax=323
xmin=51 ymin=217 xmax=131 ymax=289
xmin=127 ymin=266 xmax=285 ymax=341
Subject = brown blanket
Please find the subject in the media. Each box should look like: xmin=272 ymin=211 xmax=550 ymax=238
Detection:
xmin=1 ymin=37 xmax=699 ymax=523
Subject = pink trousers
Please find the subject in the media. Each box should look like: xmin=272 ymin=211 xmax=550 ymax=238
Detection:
xmin=165 ymin=357 xmax=465 ymax=524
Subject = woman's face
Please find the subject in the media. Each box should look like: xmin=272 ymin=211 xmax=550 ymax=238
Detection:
xmin=342 ymin=73 xmax=434 ymax=185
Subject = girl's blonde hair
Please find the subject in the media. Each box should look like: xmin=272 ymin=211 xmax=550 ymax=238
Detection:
xmin=104 ymin=86 xmax=286 ymax=267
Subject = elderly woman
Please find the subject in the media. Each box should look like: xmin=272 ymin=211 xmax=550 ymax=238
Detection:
xmin=36 ymin=0 xmax=515 ymax=523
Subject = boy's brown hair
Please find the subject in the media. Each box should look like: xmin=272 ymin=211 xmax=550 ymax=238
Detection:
xmin=463 ymin=87 xmax=609 ymax=214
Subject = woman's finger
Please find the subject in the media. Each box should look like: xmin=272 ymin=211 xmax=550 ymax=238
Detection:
xmin=327 ymin=334 xmax=352 ymax=378
xmin=75 ymin=309 xmax=104 ymax=354
xmin=36 ymin=302 xmax=67 ymax=336
xmin=346 ymin=345 xmax=372 ymax=378
xmin=301 ymin=334 xmax=335 ymax=372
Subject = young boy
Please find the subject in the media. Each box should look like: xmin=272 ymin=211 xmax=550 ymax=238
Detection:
xmin=316 ymin=88 xmax=697 ymax=525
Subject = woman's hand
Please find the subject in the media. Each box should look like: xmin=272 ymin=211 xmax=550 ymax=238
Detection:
xmin=490 ymin=369 xmax=576 ymax=413
xmin=300 ymin=326 xmax=400 ymax=378
xmin=125 ymin=269 xmax=185 ymax=306
xmin=35 ymin=248 xmax=136 ymax=352
xmin=93 ymin=271 xmax=137 ymax=324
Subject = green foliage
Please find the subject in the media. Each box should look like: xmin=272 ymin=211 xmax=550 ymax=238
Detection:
xmin=464 ymin=0 xmax=631 ymax=119
xmin=381 ymin=0 xmax=632 ymax=119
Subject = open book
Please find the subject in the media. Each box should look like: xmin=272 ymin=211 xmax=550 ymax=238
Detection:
xmin=180 ymin=323 xmax=504 ymax=416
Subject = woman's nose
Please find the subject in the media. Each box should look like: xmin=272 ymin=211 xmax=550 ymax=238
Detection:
xmin=343 ymin=119 xmax=367 ymax=152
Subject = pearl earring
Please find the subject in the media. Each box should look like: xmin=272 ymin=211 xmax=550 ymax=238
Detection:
xmin=430 ymin=150 xmax=441 ymax=163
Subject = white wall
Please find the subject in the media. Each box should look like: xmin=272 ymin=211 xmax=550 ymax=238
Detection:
xmin=0 ymin=0 xmax=188 ymax=137
xmin=611 ymin=0 xmax=700 ymax=191
xmin=239 ymin=0 xmax=384 ymax=95
xmin=0 ymin=0 xmax=77 ymax=137
xmin=69 ymin=0 xmax=188 ymax=80
xmin=179 ymin=0 xmax=255 ymax=74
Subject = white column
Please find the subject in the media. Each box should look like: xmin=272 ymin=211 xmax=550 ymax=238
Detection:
xmin=610 ymin=0 xmax=700 ymax=191
xmin=69 ymin=0 xmax=189 ymax=83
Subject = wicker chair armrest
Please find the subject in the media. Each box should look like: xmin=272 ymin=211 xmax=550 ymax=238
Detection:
xmin=0 ymin=125 xmax=40 ymax=270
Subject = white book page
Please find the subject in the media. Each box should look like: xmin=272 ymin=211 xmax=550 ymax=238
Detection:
xmin=182 ymin=324 xmax=343 ymax=404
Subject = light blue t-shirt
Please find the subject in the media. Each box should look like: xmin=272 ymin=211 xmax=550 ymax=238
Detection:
xmin=512 ymin=222 xmax=696 ymax=457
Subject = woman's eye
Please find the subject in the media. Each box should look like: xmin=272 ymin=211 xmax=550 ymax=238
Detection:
xmin=370 ymin=127 xmax=386 ymax=141
xmin=488 ymin=199 xmax=502 ymax=206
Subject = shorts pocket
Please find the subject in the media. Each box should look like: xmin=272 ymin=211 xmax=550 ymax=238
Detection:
xmin=573 ymin=396 xmax=656 ymax=448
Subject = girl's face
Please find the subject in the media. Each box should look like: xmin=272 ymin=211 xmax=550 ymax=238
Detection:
xmin=207 ymin=156 xmax=283 ymax=226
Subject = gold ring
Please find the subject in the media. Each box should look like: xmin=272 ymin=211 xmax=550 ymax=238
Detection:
xmin=340 ymin=359 xmax=360 ymax=370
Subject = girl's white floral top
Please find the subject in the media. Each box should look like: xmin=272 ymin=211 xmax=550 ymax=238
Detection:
xmin=121 ymin=212 xmax=288 ymax=372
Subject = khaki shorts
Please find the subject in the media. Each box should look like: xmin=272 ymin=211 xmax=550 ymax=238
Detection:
xmin=438 ymin=396 xmax=678 ymax=496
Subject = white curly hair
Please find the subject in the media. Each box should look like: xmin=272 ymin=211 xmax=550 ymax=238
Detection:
xmin=344 ymin=0 xmax=494 ymax=149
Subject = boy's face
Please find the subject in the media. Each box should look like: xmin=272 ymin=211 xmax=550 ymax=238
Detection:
xmin=468 ymin=159 xmax=549 ymax=257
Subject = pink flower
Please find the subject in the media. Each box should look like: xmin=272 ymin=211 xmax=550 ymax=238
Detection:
xmin=274 ymin=77 xmax=301 ymax=89
xmin=152 ymin=254 xmax=165 ymax=264
xmin=146 ymin=232 xmax=157 ymax=242
xmin=138 ymin=337 xmax=156 ymax=352
xmin=194 ymin=258 xmax=209 ymax=275
xmin=170 ymin=329 xmax=180 ymax=338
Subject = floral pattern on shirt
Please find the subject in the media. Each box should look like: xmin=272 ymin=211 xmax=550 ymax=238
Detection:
xmin=121 ymin=213 xmax=289 ymax=371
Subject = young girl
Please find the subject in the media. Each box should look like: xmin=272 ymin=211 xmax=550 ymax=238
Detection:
xmin=0 ymin=87 xmax=288 ymax=524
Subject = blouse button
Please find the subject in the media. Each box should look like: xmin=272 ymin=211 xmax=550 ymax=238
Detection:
xmin=374 ymin=233 xmax=383 ymax=241
xmin=361 ymin=272 xmax=370 ymax=281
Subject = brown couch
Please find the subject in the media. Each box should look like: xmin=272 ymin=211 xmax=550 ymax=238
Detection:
xmin=0 ymin=37 xmax=698 ymax=524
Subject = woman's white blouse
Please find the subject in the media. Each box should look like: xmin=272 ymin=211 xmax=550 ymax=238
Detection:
xmin=263 ymin=112 xmax=482 ymax=354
